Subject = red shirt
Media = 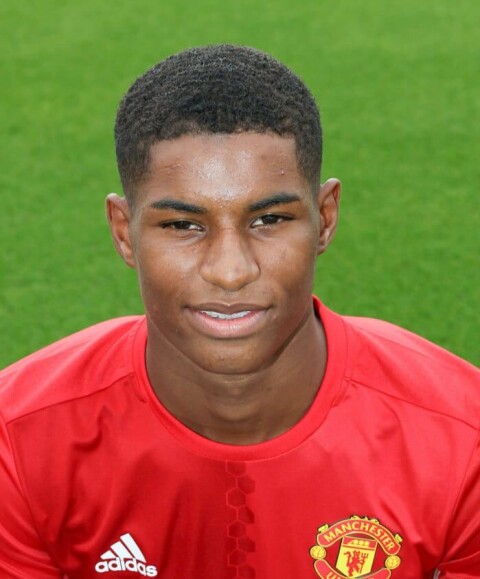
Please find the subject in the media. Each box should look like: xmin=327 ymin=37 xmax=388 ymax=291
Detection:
xmin=1 ymin=298 xmax=479 ymax=578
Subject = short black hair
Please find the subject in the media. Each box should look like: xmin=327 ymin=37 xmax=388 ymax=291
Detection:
xmin=115 ymin=44 xmax=322 ymax=202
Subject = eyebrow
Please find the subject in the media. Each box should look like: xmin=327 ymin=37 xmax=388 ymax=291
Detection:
xmin=148 ymin=192 xmax=301 ymax=214
xmin=247 ymin=192 xmax=301 ymax=212
xmin=149 ymin=199 xmax=206 ymax=214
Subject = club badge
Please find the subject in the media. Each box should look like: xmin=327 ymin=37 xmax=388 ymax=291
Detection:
xmin=310 ymin=515 xmax=402 ymax=578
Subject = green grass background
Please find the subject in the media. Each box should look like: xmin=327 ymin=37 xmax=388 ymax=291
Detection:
xmin=1 ymin=0 xmax=478 ymax=367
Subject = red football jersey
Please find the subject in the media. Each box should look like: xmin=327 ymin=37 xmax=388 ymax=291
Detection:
xmin=1 ymin=298 xmax=479 ymax=578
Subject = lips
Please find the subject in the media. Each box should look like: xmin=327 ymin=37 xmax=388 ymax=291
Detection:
xmin=186 ymin=303 xmax=269 ymax=338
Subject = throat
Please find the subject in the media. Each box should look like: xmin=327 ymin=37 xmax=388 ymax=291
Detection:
xmin=173 ymin=378 xmax=310 ymax=445
xmin=149 ymin=361 xmax=326 ymax=446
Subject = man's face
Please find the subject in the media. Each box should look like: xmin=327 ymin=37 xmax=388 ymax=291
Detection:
xmin=108 ymin=133 xmax=339 ymax=375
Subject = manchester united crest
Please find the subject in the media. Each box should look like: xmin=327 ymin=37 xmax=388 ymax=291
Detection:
xmin=310 ymin=515 xmax=402 ymax=578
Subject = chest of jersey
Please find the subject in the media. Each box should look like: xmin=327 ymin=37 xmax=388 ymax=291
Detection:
xmin=10 ymin=376 xmax=466 ymax=579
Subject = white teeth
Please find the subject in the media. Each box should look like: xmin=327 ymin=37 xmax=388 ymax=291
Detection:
xmin=201 ymin=310 xmax=251 ymax=320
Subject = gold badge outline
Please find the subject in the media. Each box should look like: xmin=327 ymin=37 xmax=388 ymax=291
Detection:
xmin=309 ymin=515 xmax=403 ymax=579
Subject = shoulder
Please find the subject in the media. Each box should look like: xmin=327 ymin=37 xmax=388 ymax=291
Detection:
xmin=325 ymin=307 xmax=480 ymax=428
xmin=0 ymin=317 xmax=145 ymax=424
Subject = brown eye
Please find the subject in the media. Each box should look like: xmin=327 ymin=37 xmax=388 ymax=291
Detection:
xmin=162 ymin=221 xmax=202 ymax=231
xmin=251 ymin=214 xmax=292 ymax=227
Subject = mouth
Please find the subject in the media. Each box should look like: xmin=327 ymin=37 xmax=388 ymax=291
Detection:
xmin=199 ymin=310 xmax=252 ymax=320
xmin=186 ymin=303 xmax=269 ymax=338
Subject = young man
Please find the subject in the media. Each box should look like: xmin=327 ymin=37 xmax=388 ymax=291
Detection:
xmin=0 ymin=45 xmax=478 ymax=579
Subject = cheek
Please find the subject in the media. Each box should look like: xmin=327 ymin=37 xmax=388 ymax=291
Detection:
xmin=135 ymin=243 xmax=196 ymax=304
xmin=263 ymin=231 xmax=318 ymax=285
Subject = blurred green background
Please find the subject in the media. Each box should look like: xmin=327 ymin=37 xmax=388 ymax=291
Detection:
xmin=1 ymin=0 xmax=478 ymax=366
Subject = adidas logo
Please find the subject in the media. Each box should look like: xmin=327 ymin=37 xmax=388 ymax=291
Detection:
xmin=95 ymin=533 xmax=158 ymax=576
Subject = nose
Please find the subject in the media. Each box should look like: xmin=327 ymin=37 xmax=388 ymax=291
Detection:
xmin=199 ymin=228 xmax=260 ymax=291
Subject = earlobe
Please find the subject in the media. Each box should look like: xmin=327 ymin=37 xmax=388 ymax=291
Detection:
xmin=105 ymin=193 xmax=136 ymax=268
xmin=316 ymin=178 xmax=341 ymax=255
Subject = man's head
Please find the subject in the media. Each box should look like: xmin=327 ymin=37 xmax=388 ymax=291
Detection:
xmin=115 ymin=44 xmax=322 ymax=204
xmin=108 ymin=46 xmax=340 ymax=377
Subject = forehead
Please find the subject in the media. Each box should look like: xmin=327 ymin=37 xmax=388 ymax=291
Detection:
xmin=135 ymin=133 xmax=309 ymax=205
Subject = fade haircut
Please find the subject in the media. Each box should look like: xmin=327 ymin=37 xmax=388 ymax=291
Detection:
xmin=115 ymin=44 xmax=322 ymax=203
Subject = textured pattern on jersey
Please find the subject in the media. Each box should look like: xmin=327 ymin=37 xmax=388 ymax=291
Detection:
xmin=226 ymin=461 xmax=256 ymax=578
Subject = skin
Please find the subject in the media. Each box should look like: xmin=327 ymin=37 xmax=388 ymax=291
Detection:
xmin=107 ymin=133 xmax=341 ymax=445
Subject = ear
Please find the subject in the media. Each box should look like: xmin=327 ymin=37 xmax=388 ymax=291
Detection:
xmin=105 ymin=193 xmax=136 ymax=268
xmin=315 ymin=178 xmax=341 ymax=255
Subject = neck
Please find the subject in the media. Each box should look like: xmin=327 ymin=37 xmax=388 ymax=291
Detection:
xmin=145 ymin=310 xmax=327 ymax=445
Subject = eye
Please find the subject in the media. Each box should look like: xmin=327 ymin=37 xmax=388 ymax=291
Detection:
xmin=161 ymin=220 xmax=203 ymax=231
xmin=251 ymin=214 xmax=292 ymax=227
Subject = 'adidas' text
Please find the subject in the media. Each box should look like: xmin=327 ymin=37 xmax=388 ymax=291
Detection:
xmin=95 ymin=533 xmax=158 ymax=576
xmin=95 ymin=558 xmax=157 ymax=576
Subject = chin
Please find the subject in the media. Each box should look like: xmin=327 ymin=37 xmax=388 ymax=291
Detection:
xmin=190 ymin=346 xmax=274 ymax=376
